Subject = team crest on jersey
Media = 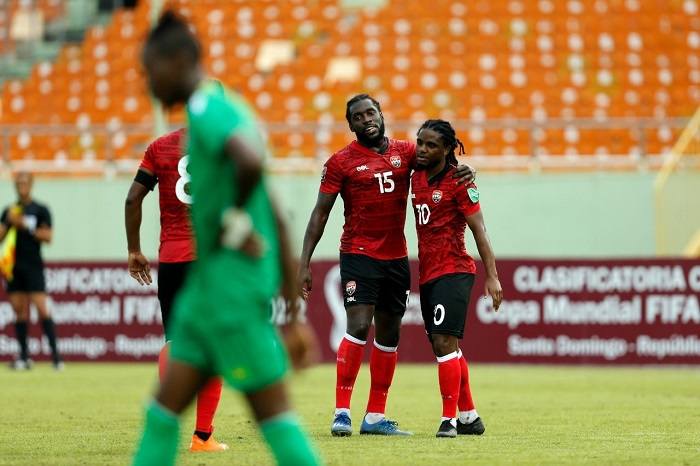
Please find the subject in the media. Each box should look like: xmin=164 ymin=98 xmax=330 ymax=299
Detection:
xmin=432 ymin=190 xmax=443 ymax=203
xmin=390 ymin=155 xmax=402 ymax=168
xmin=345 ymin=281 xmax=357 ymax=296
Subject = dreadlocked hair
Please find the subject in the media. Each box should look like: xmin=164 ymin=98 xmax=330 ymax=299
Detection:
xmin=418 ymin=119 xmax=465 ymax=166
xmin=143 ymin=10 xmax=200 ymax=62
xmin=345 ymin=94 xmax=382 ymax=124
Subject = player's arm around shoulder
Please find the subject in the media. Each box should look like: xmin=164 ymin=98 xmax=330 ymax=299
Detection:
xmin=452 ymin=163 xmax=477 ymax=185
xmin=463 ymin=187 xmax=503 ymax=310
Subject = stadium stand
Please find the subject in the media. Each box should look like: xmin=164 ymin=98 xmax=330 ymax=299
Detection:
xmin=1 ymin=0 xmax=700 ymax=171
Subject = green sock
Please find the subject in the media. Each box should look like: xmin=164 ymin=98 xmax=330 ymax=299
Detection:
xmin=132 ymin=401 xmax=180 ymax=466
xmin=260 ymin=412 xmax=321 ymax=466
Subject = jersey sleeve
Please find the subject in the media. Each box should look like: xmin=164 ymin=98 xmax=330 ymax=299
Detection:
xmin=319 ymin=154 xmax=345 ymax=194
xmin=456 ymin=182 xmax=481 ymax=217
xmin=139 ymin=141 xmax=157 ymax=173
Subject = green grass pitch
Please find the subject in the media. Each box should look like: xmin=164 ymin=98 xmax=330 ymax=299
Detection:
xmin=1 ymin=362 xmax=698 ymax=465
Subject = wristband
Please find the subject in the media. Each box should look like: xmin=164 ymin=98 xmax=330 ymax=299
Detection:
xmin=221 ymin=208 xmax=253 ymax=250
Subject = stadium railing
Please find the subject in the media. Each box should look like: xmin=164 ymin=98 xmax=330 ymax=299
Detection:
xmin=0 ymin=116 xmax=693 ymax=177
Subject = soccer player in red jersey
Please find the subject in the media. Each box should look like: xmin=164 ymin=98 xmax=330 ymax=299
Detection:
xmin=124 ymin=128 xmax=228 ymax=452
xmin=411 ymin=120 xmax=502 ymax=438
xmin=298 ymin=95 xmax=475 ymax=436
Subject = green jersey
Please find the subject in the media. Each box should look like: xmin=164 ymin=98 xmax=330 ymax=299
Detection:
xmin=185 ymin=80 xmax=280 ymax=301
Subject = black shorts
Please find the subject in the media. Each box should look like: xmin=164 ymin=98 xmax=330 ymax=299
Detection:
xmin=157 ymin=261 xmax=192 ymax=338
xmin=339 ymin=253 xmax=410 ymax=315
xmin=6 ymin=266 xmax=46 ymax=293
xmin=420 ymin=273 xmax=475 ymax=339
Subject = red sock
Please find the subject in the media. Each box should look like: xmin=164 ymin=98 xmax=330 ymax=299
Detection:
xmin=437 ymin=354 xmax=461 ymax=418
xmin=458 ymin=352 xmax=476 ymax=412
xmin=157 ymin=342 xmax=170 ymax=381
xmin=195 ymin=377 xmax=223 ymax=433
xmin=336 ymin=336 xmax=365 ymax=409
xmin=366 ymin=342 xmax=398 ymax=414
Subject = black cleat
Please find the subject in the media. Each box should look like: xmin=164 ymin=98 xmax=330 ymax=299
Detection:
xmin=457 ymin=417 xmax=485 ymax=435
xmin=436 ymin=420 xmax=457 ymax=438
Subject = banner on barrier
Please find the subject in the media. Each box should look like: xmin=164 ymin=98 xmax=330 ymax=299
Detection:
xmin=0 ymin=260 xmax=698 ymax=364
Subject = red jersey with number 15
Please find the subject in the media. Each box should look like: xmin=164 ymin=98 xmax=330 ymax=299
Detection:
xmin=320 ymin=139 xmax=416 ymax=260
xmin=139 ymin=128 xmax=195 ymax=263
xmin=411 ymin=165 xmax=481 ymax=285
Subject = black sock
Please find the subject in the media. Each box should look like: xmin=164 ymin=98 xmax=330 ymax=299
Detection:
xmin=14 ymin=321 xmax=29 ymax=360
xmin=194 ymin=430 xmax=212 ymax=441
xmin=41 ymin=318 xmax=60 ymax=362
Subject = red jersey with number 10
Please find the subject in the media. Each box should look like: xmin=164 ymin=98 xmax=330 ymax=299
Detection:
xmin=411 ymin=165 xmax=481 ymax=285
xmin=139 ymin=128 xmax=195 ymax=263
xmin=320 ymin=139 xmax=416 ymax=260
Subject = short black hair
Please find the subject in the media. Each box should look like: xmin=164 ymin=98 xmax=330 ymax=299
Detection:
xmin=345 ymin=94 xmax=382 ymax=124
xmin=143 ymin=10 xmax=200 ymax=62
xmin=418 ymin=119 xmax=465 ymax=166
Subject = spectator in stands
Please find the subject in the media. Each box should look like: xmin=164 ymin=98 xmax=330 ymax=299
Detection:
xmin=0 ymin=171 xmax=62 ymax=370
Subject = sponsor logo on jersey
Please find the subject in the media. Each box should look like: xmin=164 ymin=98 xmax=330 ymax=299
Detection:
xmin=346 ymin=280 xmax=356 ymax=296
xmin=468 ymin=187 xmax=480 ymax=203
xmin=390 ymin=155 xmax=402 ymax=168
xmin=356 ymin=165 xmax=369 ymax=172
xmin=321 ymin=166 xmax=327 ymax=182
xmin=432 ymin=190 xmax=443 ymax=203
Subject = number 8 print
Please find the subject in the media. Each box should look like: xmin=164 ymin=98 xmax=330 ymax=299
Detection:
xmin=175 ymin=155 xmax=192 ymax=205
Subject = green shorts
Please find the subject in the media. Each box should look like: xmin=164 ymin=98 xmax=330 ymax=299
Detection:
xmin=168 ymin=281 xmax=289 ymax=394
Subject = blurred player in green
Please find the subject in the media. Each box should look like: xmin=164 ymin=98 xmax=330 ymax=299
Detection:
xmin=132 ymin=11 xmax=321 ymax=466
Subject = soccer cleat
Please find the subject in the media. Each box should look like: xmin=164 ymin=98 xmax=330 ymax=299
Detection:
xmin=189 ymin=434 xmax=229 ymax=452
xmin=9 ymin=359 xmax=33 ymax=371
xmin=457 ymin=417 xmax=485 ymax=435
xmin=331 ymin=412 xmax=352 ymax=437
xmin=436 ymin=420 xmax=457 ymax=438
xmin=359 ymin=418 xmax=412 ymax=436
xmin=53 ymin=359 xmax=65 ymax=371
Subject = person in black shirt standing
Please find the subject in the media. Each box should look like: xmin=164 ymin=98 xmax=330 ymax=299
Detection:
xmin=0 ymin=172 xmax=62 ymax=370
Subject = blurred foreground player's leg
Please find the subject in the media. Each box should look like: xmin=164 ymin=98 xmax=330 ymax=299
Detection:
xmin=157 ymin=263 xmax=226 ymax=451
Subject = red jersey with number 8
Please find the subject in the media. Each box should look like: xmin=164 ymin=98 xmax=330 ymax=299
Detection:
xmin=139 ymin=128 xmax=195 ymax=263
xmin=320 ymin=139 xmax=416 ymax=260
xmin=411 ymin=165 xmax=481 ymax=285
